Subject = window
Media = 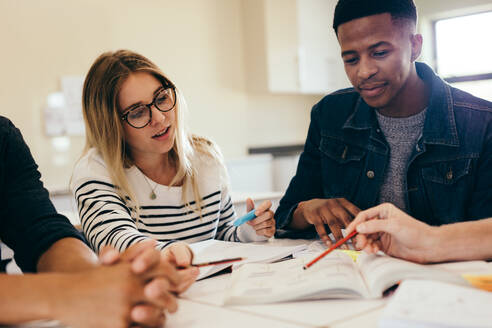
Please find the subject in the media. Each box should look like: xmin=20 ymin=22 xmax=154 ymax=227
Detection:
xmin=433 ymin=11 xmax=492 ymax=101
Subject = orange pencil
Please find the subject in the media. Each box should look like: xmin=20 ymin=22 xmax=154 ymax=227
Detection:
xmin=303 ymin=230 xmax=358 ymax=270
xmin=192 ymin=257 xmax=244 ymax=268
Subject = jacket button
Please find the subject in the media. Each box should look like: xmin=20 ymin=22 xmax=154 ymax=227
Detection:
xmin=367 ymin=170 xmax=375 ymax=179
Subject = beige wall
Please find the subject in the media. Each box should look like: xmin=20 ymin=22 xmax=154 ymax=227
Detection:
xmin=2 ymin=0 xmax=490 ymax=191
xmin=0 ymin=0 xmax=318 ymax=191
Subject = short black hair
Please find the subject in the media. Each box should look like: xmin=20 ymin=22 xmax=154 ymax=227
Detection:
xmin=333 ymin=0 xmax=417 ymax=33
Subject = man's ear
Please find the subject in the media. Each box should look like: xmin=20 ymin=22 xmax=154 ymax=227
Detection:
xmin=410 ymin=34 xmax=423 ymax=62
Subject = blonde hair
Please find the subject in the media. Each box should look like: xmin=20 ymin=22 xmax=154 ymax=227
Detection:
xmin=81 ymin=49 xmax=223 ymax=217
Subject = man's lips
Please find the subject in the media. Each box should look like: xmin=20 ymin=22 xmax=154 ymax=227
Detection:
xmin=358 ymin=83 xmax=387 ymax=98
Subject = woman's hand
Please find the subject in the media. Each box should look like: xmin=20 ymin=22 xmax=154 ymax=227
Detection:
xmin=246 ymin=198 xmax=276 ymax=238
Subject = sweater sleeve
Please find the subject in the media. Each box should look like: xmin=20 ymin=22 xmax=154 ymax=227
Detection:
xmin=70 ymin=151 xmax=173 ymax=253
xmin=0 ymin=118 xmax=83 ymax=272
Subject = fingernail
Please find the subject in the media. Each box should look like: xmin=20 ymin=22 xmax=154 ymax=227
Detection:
xmin=131 ymin=307 xmax=146 ymax=321
xmin=357 ymin=224 xmax=366 ymax=233
xmin=132 ymin=259 xmax=146 ymax=273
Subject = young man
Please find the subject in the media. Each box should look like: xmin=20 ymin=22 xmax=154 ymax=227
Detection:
xmin=0 ymin=116 xmax=197 ymax=327
xmin=275 ymin=0 xmax=492 ymax=244
xmin=346 ymin=203 xmax=492 ymax=263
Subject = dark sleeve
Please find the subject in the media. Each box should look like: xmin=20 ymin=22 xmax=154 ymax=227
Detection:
xmin=274 ymin=104 xmax=325 ymax=233
xmin=468 ymin=118 xmax=492 ymax=219
xmin=0 ymin=118 xmax=83 ymax=272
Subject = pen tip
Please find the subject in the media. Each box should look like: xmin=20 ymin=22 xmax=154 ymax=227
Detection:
xmin=303 ymin=265 xmax=307 ymax=270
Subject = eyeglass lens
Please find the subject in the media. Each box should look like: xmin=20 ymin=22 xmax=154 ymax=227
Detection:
xmin=127 ymin=88 xmax=175 ymax=128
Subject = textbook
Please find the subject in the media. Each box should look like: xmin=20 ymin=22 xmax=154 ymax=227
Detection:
xmin=189 ymin=240 xmax=307 ymax=280
xmin=223 ymin=250 xmax=469 ymax=305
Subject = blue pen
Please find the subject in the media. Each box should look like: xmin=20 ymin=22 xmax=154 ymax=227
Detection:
xmin=233 ymin=209 xmax=257 ymax=226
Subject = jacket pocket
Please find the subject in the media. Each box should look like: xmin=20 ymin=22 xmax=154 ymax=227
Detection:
xmin=420 ymin=158 xmax=473 ymax=222
xmin=319 ymin=135 xmax=367 ymax=198
xmin=319 ymin=136 xmax=366 ymax=164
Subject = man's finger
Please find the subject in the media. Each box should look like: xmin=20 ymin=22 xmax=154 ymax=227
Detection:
xmin=327 ymin=219 xmax=345 ymax=242
xmin=142 ymin=260 xmax=181 ymax=286
xmin=144 ymin=278 xmax=179 ymax=311
xmin=338 ymin=198 xmax=361 ymax=217
xmin=132 ymin=246 xmax=161 ymax=274
xmin=131 ymin=304 xmax=167 ymax=327
xmin=121 ymin=239 xmax=157 ymax=262
xmin=313 ymin=221 xmax=329 ymax=243
xmin=99 ymin=245 xmax=120 ymax=265
xmin=330 ymin=205 xmax=353 ymax=228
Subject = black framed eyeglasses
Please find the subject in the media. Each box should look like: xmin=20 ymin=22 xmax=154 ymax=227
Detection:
xmin=121 ymin=85 xmax=177 ymax=129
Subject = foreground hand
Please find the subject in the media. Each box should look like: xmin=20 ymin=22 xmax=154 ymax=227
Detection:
xmin=52 ymin=262 xmax=177 ymax=328
xmin=246 ymin=198 xmax=275 ymax=238
xmin=294 ymin=198 xmax=360 ymax=245
xmin=346 ymin=203 xmax=436 ymax=263
xmin=99 ymin=240 xmax=182 ymax=326
xmin=162 ymin=241 xmax=199 ymax=293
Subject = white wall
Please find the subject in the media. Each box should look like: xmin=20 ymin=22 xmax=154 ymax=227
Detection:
xmin=0 ymin=0 xmax=318 ymax=191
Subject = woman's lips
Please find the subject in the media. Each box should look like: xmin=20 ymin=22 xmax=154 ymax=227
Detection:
xmin=152 ymin=126 xmax=170 ymax=140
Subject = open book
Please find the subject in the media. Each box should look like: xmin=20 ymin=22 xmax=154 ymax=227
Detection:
xmin=189 ymin=239 xmax=307 ymax=280
xmin=224 ymin=250 xmax=469 ymax=305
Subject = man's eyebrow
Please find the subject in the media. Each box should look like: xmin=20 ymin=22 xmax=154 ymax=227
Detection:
xmin=368 ymin=41 xmax=391 ymax=50
xmin=341 ymin=50 xmax=357 ymax=57
xmin=123 ymin=86 xmax=165 ymax=112
xmin=341 ymin=41 xmax=392 ymax=57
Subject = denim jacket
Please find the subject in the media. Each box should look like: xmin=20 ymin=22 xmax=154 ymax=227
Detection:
xmin=275 ymin=62 xmax=492 ymax=234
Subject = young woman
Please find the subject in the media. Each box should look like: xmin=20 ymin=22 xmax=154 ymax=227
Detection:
xmin=71 ymin=50 xmax=275 ymax=267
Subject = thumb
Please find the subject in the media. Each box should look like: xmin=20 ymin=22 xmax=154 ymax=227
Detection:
xmin=246 ymin=198 xmax=255 ymax=212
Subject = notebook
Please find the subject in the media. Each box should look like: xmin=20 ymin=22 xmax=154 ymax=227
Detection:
xmin=223 ymin=250 xmax=469 ymax=305
xmin=379 ymin=279 xmax=492 ymax=328
xmin=188 ymin=239 xmax=307 ymax=280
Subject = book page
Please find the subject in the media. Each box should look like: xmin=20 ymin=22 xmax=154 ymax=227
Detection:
xmin=224 ymin=250 xmax=369 ymax=305
xmin=189 ymin=240 xmax=307 ymax=280
xmin=358 ymin=253 xmax=468 ymax=297
xmin=380 ymin=279 xmax=492 ymax=328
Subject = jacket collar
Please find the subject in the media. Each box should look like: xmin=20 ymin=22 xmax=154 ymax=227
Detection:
xmin=343 ymin=62 xmax=459 ymax=147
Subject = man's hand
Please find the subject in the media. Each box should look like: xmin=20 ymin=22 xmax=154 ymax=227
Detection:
xmin=293 ymin=198 xmax=360 ymax=245
xmin=99 ymin=240 xmax=183 ymax=327
xmin=51 ymin=261 xmax=176 ymax=328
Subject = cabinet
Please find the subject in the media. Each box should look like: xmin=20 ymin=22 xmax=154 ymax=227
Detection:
xmin=242 ymin=0 xmax=350 ymax=94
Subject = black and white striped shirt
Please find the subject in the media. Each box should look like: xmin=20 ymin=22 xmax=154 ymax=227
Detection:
xmin=71 ymin=149 xmax=260 ymax=253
